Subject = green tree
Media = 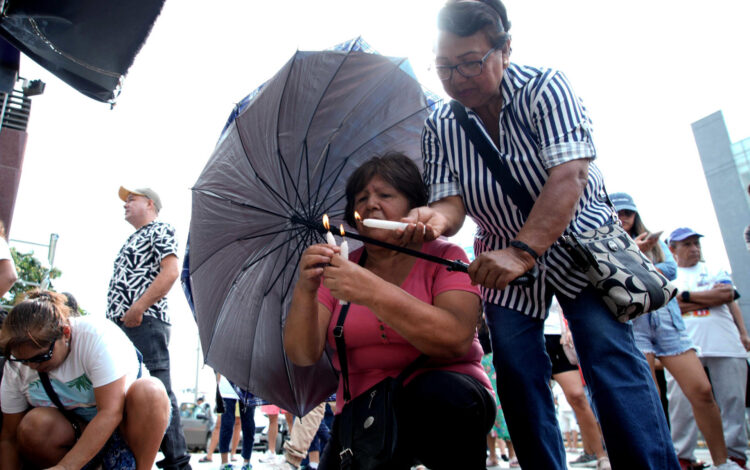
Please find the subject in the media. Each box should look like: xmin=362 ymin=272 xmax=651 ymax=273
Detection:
xmin=6 ymin=247 xmax=61 ymax=305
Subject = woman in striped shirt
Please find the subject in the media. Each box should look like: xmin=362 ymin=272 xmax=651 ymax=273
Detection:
xmin=400 ymin=1 xmax=680 ymax=468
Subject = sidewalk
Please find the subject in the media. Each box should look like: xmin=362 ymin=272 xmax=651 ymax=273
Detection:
xmin=177 ymin=447 xmax=717 ymax=469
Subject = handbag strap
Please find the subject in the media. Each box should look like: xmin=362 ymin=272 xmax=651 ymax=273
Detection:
xmin=334 ymin=249 xmax=429 ymax=401
xmin=39 ymin=372 xmax=83 ymax=439
xmin=450 ymin=100 xmax=535 ymax=218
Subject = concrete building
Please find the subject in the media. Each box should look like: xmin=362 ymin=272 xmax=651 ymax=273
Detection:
xmin=691 ymin=111 xmax=750 ymax=327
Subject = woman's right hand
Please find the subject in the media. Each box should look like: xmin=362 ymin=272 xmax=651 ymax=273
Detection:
xmin=297 ymin=244 xmax=339 ymax=293
xmin=634 ymin=232 xmax=657 ymax=254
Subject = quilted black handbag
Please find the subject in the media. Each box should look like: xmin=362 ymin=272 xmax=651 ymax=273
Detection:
xmin=561 ymin=224 xmax=678 ymax=321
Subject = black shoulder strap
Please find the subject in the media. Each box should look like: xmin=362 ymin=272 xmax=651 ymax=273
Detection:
xmin=334 ymin=249 xmax=429 ymax=402
xmin=333 ymin=250 xmax=368 ymax=402
xmin=449 ymin=100 xmax=535 ymax=218
xmin=38 ymin=372 xmax=83 ymax=439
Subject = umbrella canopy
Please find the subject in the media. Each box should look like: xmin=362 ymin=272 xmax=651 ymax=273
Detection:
xmin=188 ymin=39 xmax=436 ymax=416
xmin=0 ymin=0 xmax=165 ymax=102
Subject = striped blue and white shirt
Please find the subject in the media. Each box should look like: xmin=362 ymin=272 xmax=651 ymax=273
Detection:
xmin=422 ymin=63 xmax=616 ymax=319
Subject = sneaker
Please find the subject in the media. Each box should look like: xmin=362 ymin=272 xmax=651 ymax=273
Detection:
xmin=259 ymin=451 xmax=279 ymax=463
xmin=596 ymin=457 xmax=611 ymax=470
xmin=220 ymin=465 xmax=234 ymax=470
xmin=240 ymin=464 xmax=252 ymax=470
xmin=266 ymin=460 xmax=297 ymax=470
xmin=710 ymin=462 xmax=745 ymax=470
xmin=570 ymin=453 xmax=597 ymax=467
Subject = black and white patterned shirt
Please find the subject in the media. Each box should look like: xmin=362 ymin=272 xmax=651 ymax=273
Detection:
xmin=423 ymin=63 xmax=616 ymax=319
xmin=106 ymin=221 xmax=178 ymax=324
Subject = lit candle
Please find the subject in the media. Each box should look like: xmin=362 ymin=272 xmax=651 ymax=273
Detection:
xmin=339 ymin=225 xmax=349 ymax=260
xmin=362 ymin=218 xmax=408 ymax=231
xmin=322 ymin=214 xmax=336 ymax=246
xmin=339 ymin=225 xmax=349 ymax=305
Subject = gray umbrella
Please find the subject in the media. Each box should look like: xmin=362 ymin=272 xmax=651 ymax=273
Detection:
xmin=187 ymin=40 xmax=435 ymax=416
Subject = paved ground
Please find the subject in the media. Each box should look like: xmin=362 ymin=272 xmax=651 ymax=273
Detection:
xmin=174 ymin=447 xmax=718 ymax=469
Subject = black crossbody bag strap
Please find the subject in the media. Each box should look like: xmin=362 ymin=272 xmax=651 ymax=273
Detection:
xmin=449 ymin=100 xmax=534 ymax=218
xmin=335 ymin=250 xmax=430 ymax=469
xmin=38 ymin=372 xmax=83 ymax=439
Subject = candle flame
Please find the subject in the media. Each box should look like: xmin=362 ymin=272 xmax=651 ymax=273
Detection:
xmin=354 ymin=211 xmax=361 ymax=222
xmin=322 ymin=214 xmax=330 ymax=231
xmin=340 ymin=224 xmax=345 ymax=236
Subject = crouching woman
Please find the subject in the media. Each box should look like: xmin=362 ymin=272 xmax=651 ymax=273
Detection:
xmin=0 ymin=290 xmax=170 ymax=470
xmin=284 ymin=153 xmax=495 ymax=469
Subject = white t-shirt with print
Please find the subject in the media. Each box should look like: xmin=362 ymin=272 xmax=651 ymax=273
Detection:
xmin=0 ymin=237 xmax=16 ymax=270
xmin=673 ymin=262 xmax=745 ymax=358
xmin=1 ymin=316 xmax=144 ymax=421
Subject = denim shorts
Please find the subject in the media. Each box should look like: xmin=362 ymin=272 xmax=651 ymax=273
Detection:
xmin=632 ymin=304 xmax=695 ymax=357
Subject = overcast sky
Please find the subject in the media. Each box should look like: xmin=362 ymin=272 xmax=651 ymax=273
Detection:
xmin=7 ymin=0 xmax=750 ymax=399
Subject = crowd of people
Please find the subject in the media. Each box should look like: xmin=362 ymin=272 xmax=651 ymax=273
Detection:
xmin=1 ymin=0 xmax=750 ymax=469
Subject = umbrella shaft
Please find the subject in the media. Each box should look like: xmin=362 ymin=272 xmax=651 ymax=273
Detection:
xmin=289 ymin=216 xmax=534 ymax=285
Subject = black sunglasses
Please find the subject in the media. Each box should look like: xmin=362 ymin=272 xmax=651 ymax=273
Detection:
xmin=7 ymin=339 xmax=58 ymax=364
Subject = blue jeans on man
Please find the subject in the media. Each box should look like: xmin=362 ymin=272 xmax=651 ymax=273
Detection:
xmin=486 ymin=285 xmax=679 ymax=469
xmin=119 ymin=315 xmax=191 ymax=470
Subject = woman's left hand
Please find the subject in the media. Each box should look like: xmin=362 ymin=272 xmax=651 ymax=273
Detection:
xmin=322 ymin=254 xmax=379 ymax=305
xmin=468 ymin=247 xmax=534 ymax=290
xmin=634 ymin=232 xmax=657 ymax=253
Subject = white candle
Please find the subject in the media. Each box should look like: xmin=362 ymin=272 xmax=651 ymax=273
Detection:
xmin=339 ymin=225 xmax=349 ymax=305
xmin=325 ymin=231 xmax=336 ymax=246
xmin=362 ymin=219 xmax=408 ymax=231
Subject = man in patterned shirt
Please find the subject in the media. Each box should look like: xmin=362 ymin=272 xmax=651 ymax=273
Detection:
xmin=107 ymin=186 xmax=191 ymax=470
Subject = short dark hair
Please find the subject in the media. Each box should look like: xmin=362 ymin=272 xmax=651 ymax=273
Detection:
xmin=344 ymin=153 xmax=428 ymax=227
xmin=62 ymin=292 xmax=80 ymax=317
xmin=438 ymin=1 xmax=511 ymax=50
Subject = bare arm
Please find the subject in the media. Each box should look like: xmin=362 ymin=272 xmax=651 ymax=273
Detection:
xmin=284 ymin=245 xmax=336 ymax=366
xmin=514 ymin=159 xmax=590 ymax=256
xmin=0 ymin=259 xmax=17 ymax=298
xmin=677 ymin=285 xmax=735 ymax=311
xmin=122 ymin=254 xmax=179 ymax=327
xmin=468 ymin=159 xmax=589 ymax=290
xmin=0 ymin=412 xmax=24 ymax=470
xmin=54 ymin=377 xmax=127 ymax=470
xmin=322 ymin=255 xmax=481 ymax=359
xmin=728 ymin=301 xmax=750 ymax=351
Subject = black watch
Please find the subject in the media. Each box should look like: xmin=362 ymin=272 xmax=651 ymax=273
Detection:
xmin=681 ymin=291 xmax=691 ymax=302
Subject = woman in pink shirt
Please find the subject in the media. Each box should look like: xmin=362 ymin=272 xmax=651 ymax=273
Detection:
xmin=284 ymin=153 xmax=494 ymax=470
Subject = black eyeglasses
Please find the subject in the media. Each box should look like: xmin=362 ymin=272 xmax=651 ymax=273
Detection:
xmin=7 ymin=339 xmax=57 ymax=364
xmin=436 ymin=48 xmax=496 ymax=81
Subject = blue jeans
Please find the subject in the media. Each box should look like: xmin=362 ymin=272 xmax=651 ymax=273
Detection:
xmin=486 ymin=285 xmax=679 ymax=469
xmin=219 ymin=398 xmax=256 ymax=461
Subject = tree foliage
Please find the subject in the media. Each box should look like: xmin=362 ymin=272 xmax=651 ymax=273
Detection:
xmin=6 ymin=248 xmax=61 ymax=305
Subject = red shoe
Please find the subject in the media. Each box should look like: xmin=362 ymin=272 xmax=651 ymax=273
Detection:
xmin=678 ymin=459 xmax=709 ymax=470
xmin=728 ymin=457 xmax=747 ymax=469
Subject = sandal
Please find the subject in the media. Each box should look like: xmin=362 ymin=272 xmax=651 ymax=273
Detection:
xmin=198 ymin=456 xmax=212 ymax=463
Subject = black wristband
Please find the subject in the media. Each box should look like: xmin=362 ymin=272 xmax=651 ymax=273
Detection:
xmin=510 ymin=240 xmax=539 ymax=260
xmin=681 ymin=291 xmax=691 ymax=302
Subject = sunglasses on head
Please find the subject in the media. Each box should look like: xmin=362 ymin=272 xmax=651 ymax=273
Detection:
xmin=7 ymin=338 xmax=58 ymax=364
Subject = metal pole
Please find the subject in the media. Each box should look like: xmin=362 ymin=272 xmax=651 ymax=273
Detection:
xmin=41 ymin=233 xmax=59 ymax=290
xmin=194 ymin=345 xmax=200 ymax=403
